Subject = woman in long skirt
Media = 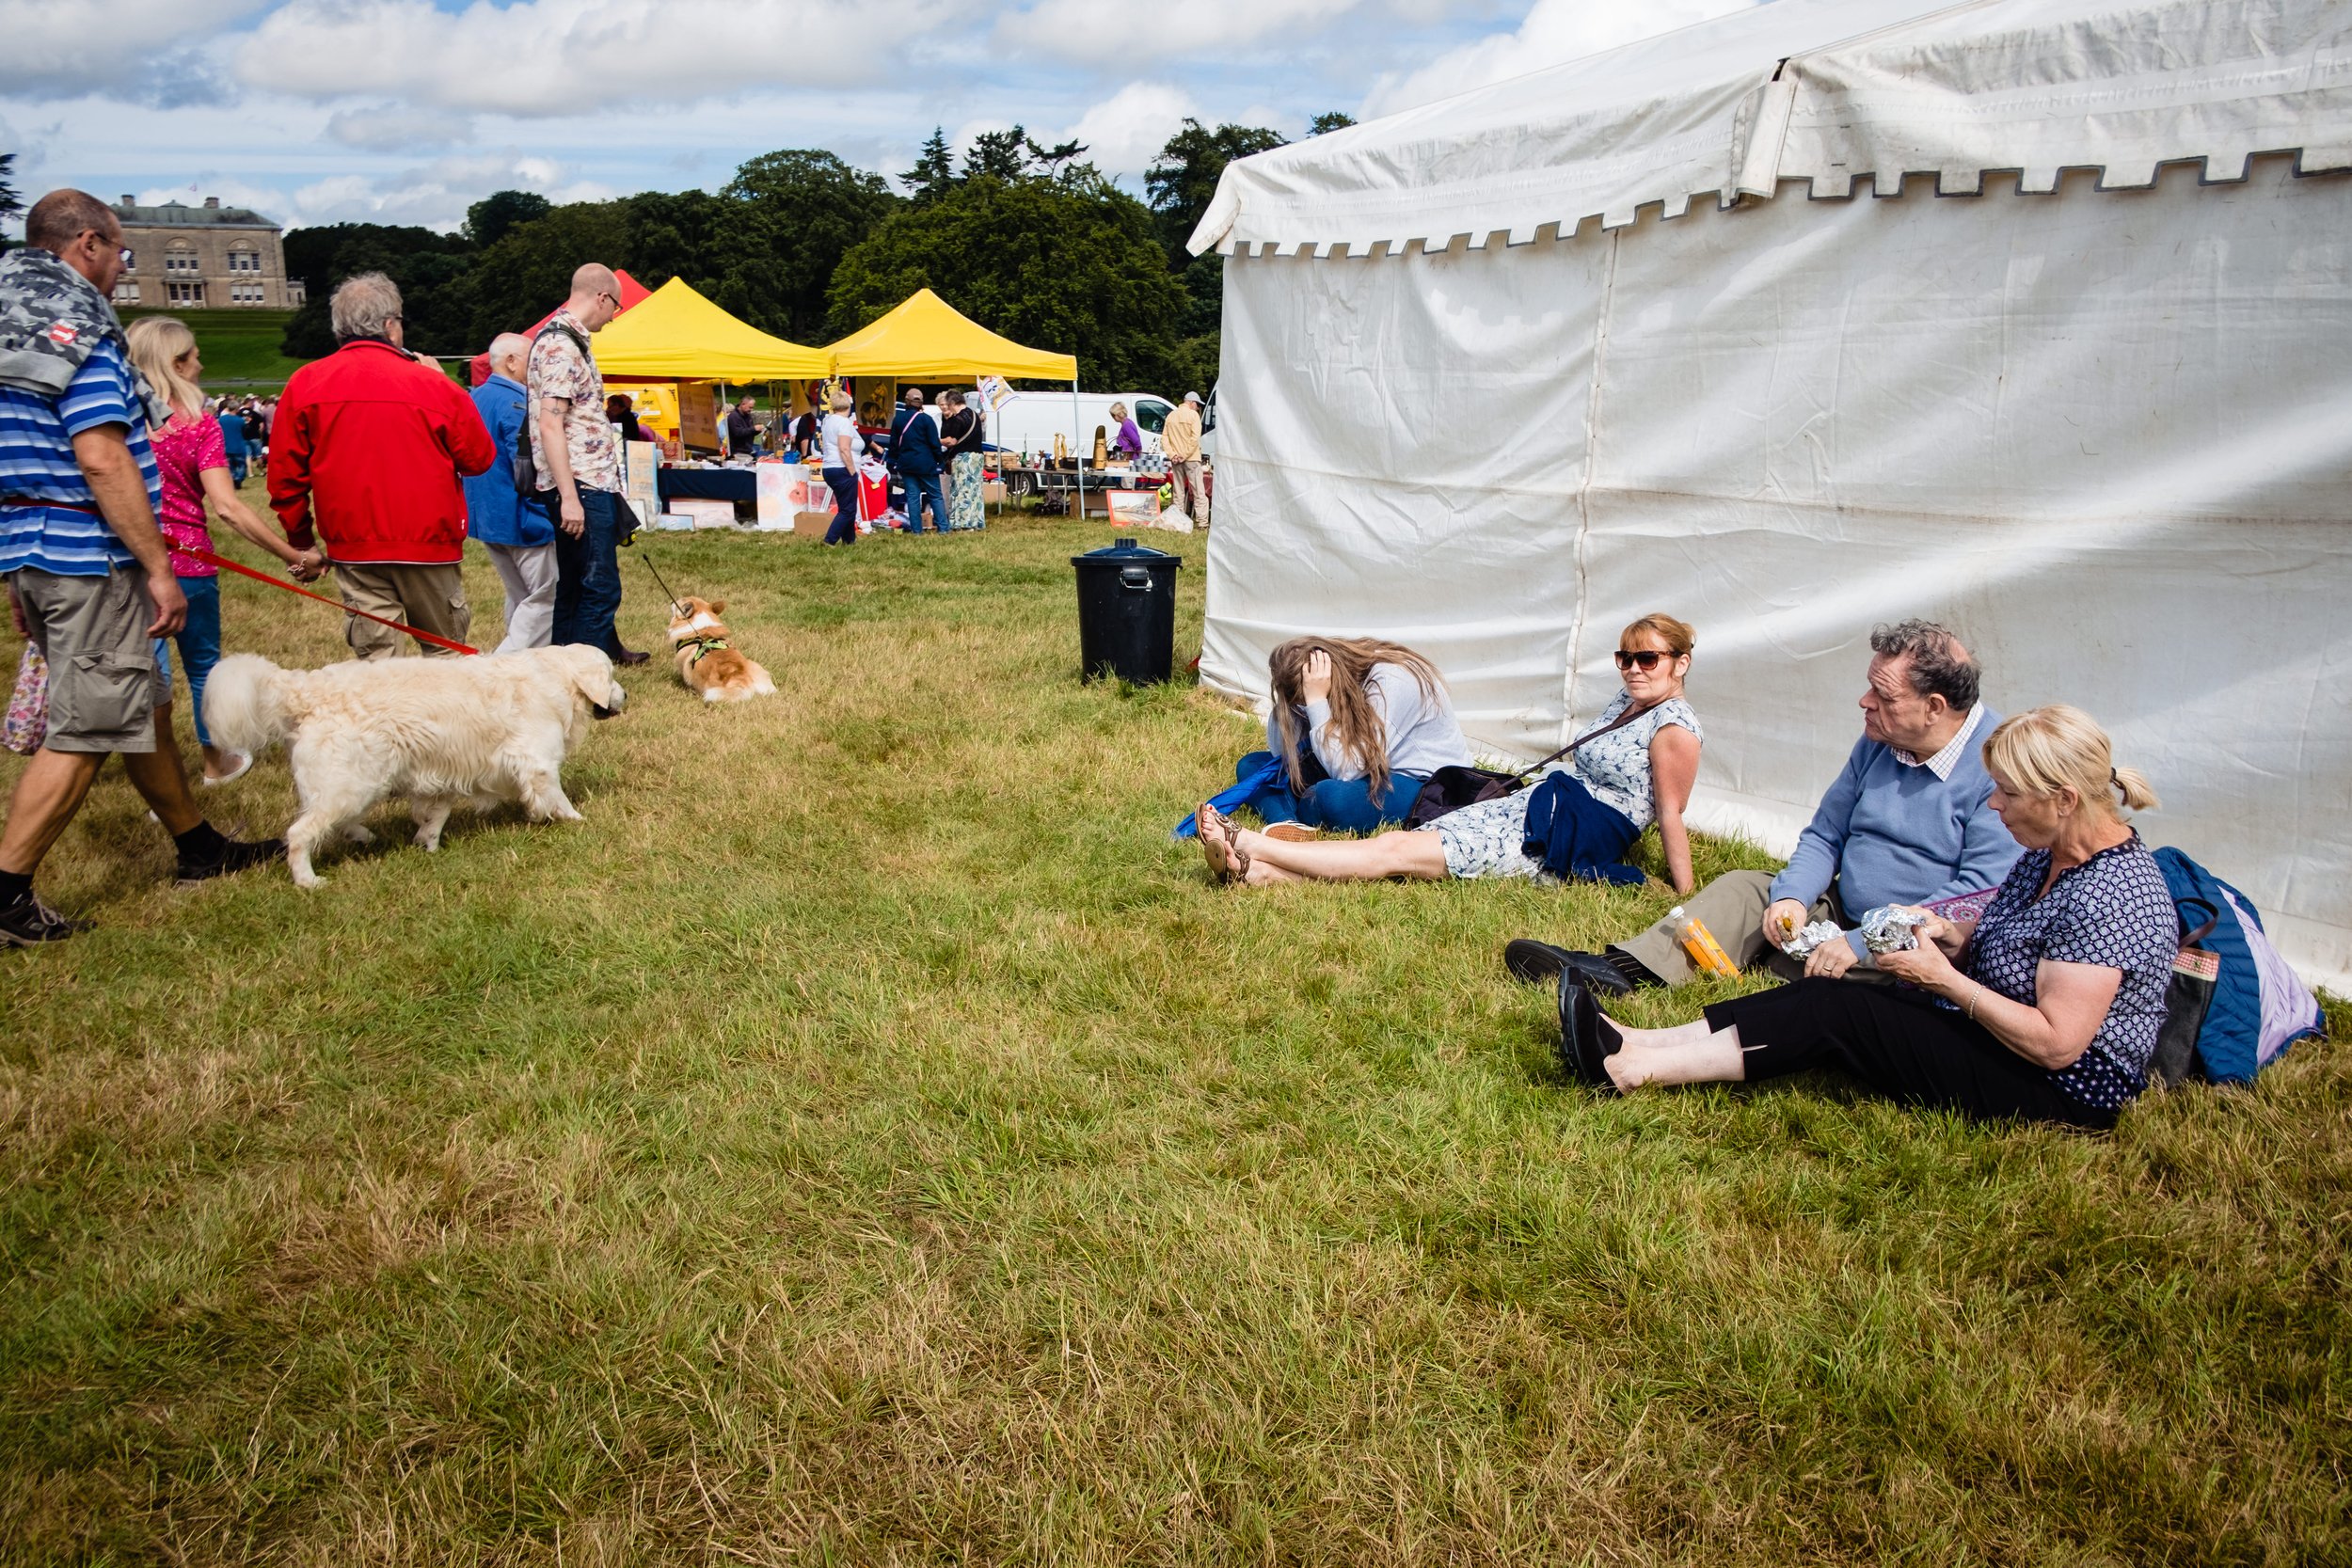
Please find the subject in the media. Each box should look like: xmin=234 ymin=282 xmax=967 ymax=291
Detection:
xmin=940 ymin=389 xmax=986 ymax=531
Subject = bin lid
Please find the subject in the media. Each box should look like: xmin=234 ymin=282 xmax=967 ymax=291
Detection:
xmin=1072 ymin=536 xmax=1181 ymax=567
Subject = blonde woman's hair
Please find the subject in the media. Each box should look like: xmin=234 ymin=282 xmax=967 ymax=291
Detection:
xmin=1267 ymin=636 xmax=1448 ymax=800
xmin=1981 ymin=705 xmax=2158 ymax=818
xmin=829 ymin=389 xmax=853 ymax=413
xmin=1108 ymin=401 xmax=1128 ymax=420
xmin=124 ymin=315 xmax=205 ymax=420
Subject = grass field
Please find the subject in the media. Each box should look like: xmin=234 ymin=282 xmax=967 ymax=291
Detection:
xmin=2 ymin=500 xmax=2346 ymax=1564
xmin=119 ymin=307 xmax=309 ymax=387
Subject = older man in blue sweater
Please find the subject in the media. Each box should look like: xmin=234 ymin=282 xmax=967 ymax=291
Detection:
xmin=1509 ymin=620 xmax=2022 ymax=991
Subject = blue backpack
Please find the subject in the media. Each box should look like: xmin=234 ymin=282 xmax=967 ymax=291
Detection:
xmin=2150 ymin=847 xmax=2326 ymax=1085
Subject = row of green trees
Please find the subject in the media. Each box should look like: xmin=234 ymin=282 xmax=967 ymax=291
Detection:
xmin=272 ymin=114 xmax=1353 ymax=390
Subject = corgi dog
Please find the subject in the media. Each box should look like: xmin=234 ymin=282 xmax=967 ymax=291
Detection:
xmin=664 ymin=597 xmax=776 ymax=704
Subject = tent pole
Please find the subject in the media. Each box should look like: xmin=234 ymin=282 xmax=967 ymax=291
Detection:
xmin=1073 ymin=379 xmax=1085 ymax=520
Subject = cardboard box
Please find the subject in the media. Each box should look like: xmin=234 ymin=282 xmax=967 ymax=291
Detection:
xmin=982 ymin=481 xmax=1007 ymax=506
xmin=792 ymin=511 xmax=834 ymax=540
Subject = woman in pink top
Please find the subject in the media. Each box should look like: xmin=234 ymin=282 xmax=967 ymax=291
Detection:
xmin=125 ymin=318 xmax=325 ymax=783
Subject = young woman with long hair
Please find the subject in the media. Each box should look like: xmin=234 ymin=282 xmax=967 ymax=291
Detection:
xmin=124 ymin=316 xmax=326 ymax=784
xmin=1201 ymin=613 xmax=1704 ymax=891
xmin=1247 ymin=636 xmax=1475 ymax=834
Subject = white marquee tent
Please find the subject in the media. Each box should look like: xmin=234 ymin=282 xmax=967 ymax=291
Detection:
xmin=1191 ymin=0 xmax=2352 ymax=987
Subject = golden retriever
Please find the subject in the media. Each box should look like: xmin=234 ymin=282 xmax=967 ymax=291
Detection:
xmin=202 ymin=644 xmax=628 ymax=887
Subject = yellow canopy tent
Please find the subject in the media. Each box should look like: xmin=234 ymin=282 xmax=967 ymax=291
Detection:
xmin=591 ymin=277 xmax=832 ymax=380
xmin=824 ymin=288 xmax=1076 ymax=381
xmin=825 ymin=289 xmax=1089 ymax=507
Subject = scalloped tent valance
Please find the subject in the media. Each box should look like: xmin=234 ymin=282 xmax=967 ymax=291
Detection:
xmin=1188 ymin=0 xmax=2352 ymax=259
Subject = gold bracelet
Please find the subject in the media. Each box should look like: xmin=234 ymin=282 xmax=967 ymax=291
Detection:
xmin=1965 ymin=983 xmax=1982 ymax=1021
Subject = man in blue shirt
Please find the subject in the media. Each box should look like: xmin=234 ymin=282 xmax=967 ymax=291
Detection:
xmin=0 ymin=188 xmax=281 ymax=944
xmin=464 ymin=332 xmax=555 ymax=653
xmin=215 ymin=400 xmax=249 ymax=485
xmin=1507 ymin=620 xmax=2021 ymax=992
xmin=888 ymin=388 xmax=946 ymax=535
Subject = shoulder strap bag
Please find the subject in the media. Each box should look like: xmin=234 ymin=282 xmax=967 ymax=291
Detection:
xmin=1403 ymin=697 xmax=1664 ymax=830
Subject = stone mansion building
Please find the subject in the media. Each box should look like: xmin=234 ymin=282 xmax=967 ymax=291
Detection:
xmin=107 ymin=196 xmax=306 ymax=310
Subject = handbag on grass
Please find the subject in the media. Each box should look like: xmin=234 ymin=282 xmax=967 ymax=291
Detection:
xmin=6 ymin=641 xmax=48 ymax=755
xmin=1403 ymin=697 xmax=1661 ymax=829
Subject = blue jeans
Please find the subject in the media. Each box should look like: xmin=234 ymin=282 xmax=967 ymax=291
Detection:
xmin=1241 ymin=750 xmax=1428 ymax=833
xmin=900 ymin=468 xmax=946 ymax=533
xmin=822 ymin=467 xmax=858 ymax=544
xmin=153 ymin=572 xmax=223 ymax=748
xmin=547 ymin=488 xmax=623 ymax=655
xmin=225 ymin=452 xmax=248 ymax=485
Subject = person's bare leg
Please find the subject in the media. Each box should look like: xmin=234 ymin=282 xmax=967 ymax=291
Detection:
xmin=1600 ymin=1013 xmax=1748 ymax=1090
xmin=200 ymin=742 xmax=246 ymax=781
xmin=0 ymin=749 xmax=106 ymax=874
xmin=121 ymin=705 xmax=202 ymax=836
xmin=1230 ymin=824 xmax=1449 ymax=885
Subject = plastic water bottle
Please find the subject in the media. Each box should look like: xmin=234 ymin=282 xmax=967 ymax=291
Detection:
xmin=1670 ymin=906 xmax=1741 ymax=978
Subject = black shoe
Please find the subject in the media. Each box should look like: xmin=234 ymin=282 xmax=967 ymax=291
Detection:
xmin=176 ymin=836 xmax=286 ymax=887
xmin=613 ymin=648 xmax=653 ymax=668
xmin=1556 ymin=973 xmax=1624 ymax=1094
xmin=0 ymin=895 xmax=91 ymax=946
xmin=1503 ymin=939 xmax=1634 ymax=996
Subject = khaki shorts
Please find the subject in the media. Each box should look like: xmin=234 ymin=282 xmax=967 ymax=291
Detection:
xmin=10 ymin=565 xmax=167 ymax=753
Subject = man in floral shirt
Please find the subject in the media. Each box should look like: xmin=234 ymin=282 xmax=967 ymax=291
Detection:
xmin=528 ymin=263 xmax=643 ymax=662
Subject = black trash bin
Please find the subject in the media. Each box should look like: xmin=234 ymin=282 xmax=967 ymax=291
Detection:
xmin=1072 ymin=537 xmax=1181 ymax=684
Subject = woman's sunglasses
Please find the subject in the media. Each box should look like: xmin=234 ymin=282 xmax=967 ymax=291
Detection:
xmin=1614 ymin=648 xmax=1675 ymax=671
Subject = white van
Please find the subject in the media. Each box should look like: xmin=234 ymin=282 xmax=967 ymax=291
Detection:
xmin=986 ymin=390 xmax=1178 ymax=469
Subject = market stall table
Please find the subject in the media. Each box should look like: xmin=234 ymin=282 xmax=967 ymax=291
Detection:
xmin=658 ymin=468 xmax=760 ymax=505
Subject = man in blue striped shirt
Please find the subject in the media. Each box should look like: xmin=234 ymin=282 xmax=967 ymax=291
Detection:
xmin=0 ymin=189 xmax=281 ymax=945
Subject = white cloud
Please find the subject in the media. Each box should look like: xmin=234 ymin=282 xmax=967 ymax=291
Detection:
xmin=1058 ymin=83 xmax=1200 ymax=176
xmin=326 ymin=103 xmax=477 ymax=151
xmin=279 ymin=154 xmax=611 ymax=230
xmin=1364 ymin=0 xmax=1757 ymax=116
xmin=0 ymin=0 xmax=265 ymax=98
xmin=995 ymin=0 xmax=1369 ymax=63
xmin=238 ymin=0 xmax=942 ymax=117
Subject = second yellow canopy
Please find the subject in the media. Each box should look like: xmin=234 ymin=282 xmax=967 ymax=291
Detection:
xmin=825 ymin=289 xmax=1077 ymax=382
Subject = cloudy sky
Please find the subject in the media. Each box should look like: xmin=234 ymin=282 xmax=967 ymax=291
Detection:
xmin=3 ymin=0 xmax=1754 ymax=234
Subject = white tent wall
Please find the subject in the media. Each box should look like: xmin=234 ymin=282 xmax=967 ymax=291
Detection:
xmin=1201 ymin=154 xmax=2352 ymax=989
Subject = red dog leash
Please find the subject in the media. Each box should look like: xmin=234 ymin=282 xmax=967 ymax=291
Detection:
xmin=188 ymin=546 xmax=481 ymax=656
xmin=3 ymin=498 xmax=479 ymax=656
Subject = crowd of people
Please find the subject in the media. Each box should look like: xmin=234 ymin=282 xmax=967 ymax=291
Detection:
xmin=1196 ymin=617 xmax=2182 ymax=1131
xmin=0 ymin=192 xmax=684 ymax=942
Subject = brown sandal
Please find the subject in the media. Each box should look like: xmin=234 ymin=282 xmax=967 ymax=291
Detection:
xmin=1196 ymin=803 xmax=1252 ymax=884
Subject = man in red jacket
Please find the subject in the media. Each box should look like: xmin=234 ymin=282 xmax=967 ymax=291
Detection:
xmin=268 ymin=272 xmax=496 ymax=658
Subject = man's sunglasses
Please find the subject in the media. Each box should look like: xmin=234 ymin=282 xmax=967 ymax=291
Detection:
xmin=1614 ymin=648 xmax=1675 ymax=671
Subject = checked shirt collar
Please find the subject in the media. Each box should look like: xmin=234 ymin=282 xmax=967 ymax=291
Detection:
xmin=1894 ymin=703 xmax=1984 ymax=781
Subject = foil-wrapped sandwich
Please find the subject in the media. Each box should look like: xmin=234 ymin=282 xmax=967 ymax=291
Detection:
xmin=1779 ymin=920 xmax=1845 ymax=959
xmin=1858 ymin=905 xmax=1930 ymax=955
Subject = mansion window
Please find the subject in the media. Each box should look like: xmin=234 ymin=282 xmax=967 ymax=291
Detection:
xmin=112 ymin=282 xmax=142 ymax=305
xmin=229 ymin=282 xmax=266 ymax=305
xmin=228 ymin=250 xmax=262 ymax=273
xmin=165 ymin=250 xmax=200 ymax=275
xmin=167 ymin=281 xmax=205 ymax=305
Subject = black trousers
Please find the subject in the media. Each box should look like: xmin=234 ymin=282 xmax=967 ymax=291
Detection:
xmin=1704 ymin=978 xmax=2118 ymax=1129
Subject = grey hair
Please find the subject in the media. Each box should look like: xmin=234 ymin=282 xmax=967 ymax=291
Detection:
xmin=329 ymin=272 xmax=404 ymax=341
xmin=487 ymin=331 xmax=531 ymax=367
xmin=1869 ymin=618 xmax=1979 ymax=711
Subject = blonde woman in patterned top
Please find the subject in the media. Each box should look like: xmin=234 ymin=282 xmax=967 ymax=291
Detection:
xmin=1198 ymin=613 xmax=1703 ymax=892
xmin=1564 ymin=705 xmax=2176 ymax=1127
